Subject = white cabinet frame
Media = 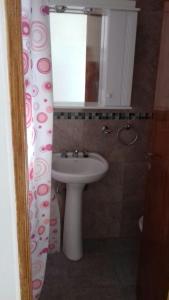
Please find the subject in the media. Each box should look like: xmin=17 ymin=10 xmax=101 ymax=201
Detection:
xmin=50 ymin=0 xmax=139 ymax=109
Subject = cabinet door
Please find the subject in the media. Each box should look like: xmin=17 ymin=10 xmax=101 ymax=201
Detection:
xmin=99 ymin=10 xmax=138 ymax=107
xmin=138 ymin=3 xmax=169 ymax=300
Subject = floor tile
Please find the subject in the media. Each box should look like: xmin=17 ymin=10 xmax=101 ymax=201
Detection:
xmin=40 ymin=238 xmax=138 ymax=300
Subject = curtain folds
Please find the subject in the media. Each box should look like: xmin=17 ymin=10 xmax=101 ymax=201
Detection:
xmin=21 ymin=1 xmax=60 ymax=299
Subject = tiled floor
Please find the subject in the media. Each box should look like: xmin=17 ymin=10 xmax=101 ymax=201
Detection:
xmin=40 ymin=238 xmax=139 ymax=300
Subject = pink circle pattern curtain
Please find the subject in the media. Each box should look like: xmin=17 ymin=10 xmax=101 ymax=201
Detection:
xmin=21 ymin=1 xmax=60 ymax=299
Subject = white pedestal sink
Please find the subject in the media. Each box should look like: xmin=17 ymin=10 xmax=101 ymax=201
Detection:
xmin=52 ymin=152 xmax=109 ymax=261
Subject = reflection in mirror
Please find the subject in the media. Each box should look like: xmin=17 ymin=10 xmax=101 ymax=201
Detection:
xmin=50 ymin=12 xmax=101 ymax=104
xmin=85 ymin=15 xmax=101 ymax=102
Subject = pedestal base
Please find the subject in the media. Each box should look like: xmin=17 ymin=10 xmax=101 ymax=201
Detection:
xmin=63 ymin=183 xmax=85 ymax=261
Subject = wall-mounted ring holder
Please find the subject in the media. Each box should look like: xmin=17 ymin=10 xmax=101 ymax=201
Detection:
xmin=117 ymin=123 xmax=138 ymax=146
xmin=102 ymin=123 xmax=138 ymax=146
xmin=102 ymin=125 xmax=113 ymax=135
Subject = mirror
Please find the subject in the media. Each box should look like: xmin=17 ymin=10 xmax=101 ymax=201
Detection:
xmin=50 ymin=11 xmax=102 ymax=104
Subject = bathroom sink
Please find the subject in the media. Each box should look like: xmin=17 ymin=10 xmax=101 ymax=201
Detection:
xmin=52 ymin=152 xmax=109 ymax=261
xmin=52 ymin=152 xmax=108 ymax=184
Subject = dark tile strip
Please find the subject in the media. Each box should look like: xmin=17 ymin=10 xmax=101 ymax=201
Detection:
xmin=54 ymin=112 xmax=153 ymax=120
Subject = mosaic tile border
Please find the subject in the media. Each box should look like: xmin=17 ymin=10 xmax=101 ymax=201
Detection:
xmin=54 ymin=112 xmax=153 ymax=120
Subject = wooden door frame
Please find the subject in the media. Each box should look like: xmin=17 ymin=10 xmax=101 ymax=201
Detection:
xmin=5 ymin=1 xmax=32 ymax=299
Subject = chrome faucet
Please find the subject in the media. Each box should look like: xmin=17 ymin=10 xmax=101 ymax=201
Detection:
xmin=72 ymin=149 xmax=79 ymax=158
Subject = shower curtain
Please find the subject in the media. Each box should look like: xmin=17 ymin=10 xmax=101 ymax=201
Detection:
xmin=21 ymin=1 xmax=60 ymax=299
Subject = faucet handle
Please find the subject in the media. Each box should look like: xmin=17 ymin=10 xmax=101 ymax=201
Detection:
xmin=82 ymin=150 xmax=89 ymax=158
xmin=61 ymin=150 xmax=68 ymax=158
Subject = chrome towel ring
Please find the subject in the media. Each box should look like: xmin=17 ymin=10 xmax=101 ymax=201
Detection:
xmin=117 ymin=123 xmax=138 ymax=146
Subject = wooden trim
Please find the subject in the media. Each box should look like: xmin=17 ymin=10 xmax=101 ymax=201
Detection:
xmin=5 ymin=1 xmax=32 ymax=300
xmin=164 ymin=2 xmax=169 ymax=12
xmin=154 ymin=2 xmax=169 ymax=110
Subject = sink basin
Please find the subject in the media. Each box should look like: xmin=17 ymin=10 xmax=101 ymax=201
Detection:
xmin=52 ymin=152 xmax=109 ymax=184
xmin=52 ymin=152 xmax=109 ymax=261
